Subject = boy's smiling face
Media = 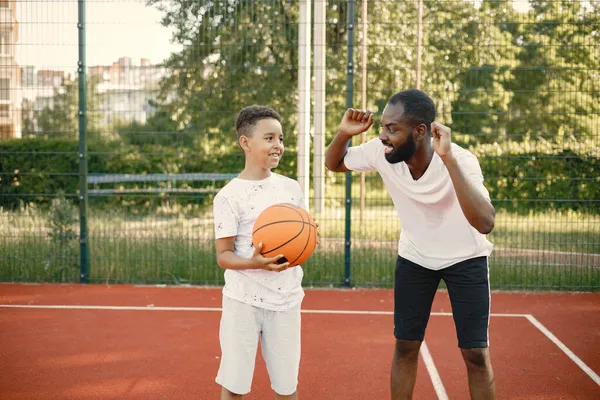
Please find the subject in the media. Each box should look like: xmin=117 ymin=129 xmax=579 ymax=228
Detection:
xmin=240 ymin=118 xmax=285 ymax=170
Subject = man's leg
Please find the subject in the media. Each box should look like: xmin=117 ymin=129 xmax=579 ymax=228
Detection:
xmin=443 ymin=256 xmax=495 ymax=400
xmin=461 ymin=348 xmax=495 ymax=400
xmin=392 ymin=256 xmax=440 ymax=400
xmin=391 ymin=339 xmax=422 ymax=400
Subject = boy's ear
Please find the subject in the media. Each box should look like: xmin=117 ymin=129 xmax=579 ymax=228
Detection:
xmin=239 ymin=135 xmax=250 ymax=152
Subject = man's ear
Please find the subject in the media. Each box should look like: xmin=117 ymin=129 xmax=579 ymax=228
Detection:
xmin=239 ymin=135 xmax=250 ymax=152
xmin=415 ymin=123 xmax=428 ymax=140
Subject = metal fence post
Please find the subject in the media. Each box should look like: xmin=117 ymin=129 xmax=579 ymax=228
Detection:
xmin=344 ymin=0 xmax=355 ymax=287
xmin=78 ymin=0 xmax=89 ymax=283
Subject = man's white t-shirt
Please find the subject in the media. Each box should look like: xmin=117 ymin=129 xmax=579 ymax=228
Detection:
xmin=344 ymin=138 xmax=493 ymax=270
xmin=213 ymin=173 xmax=305 ymax=311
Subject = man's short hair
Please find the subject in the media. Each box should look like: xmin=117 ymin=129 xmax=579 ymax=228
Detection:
xmin=388 ymin=89 xmax=436 ymax=130
xmin=235 ymin=105 xmax=282 ymax=139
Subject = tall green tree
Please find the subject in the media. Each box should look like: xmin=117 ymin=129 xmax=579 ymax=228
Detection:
xmin=449 ymin=0 xmax=520 ymax=144
xmin=507 ymin=0 xmax=599 ymax=142
xmin=147 ymin=0 xmax=302 ymax=175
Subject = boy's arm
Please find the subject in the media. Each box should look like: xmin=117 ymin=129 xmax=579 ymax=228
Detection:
xmin=431 ymin=122 xmax=495 ymax=234
xmin=216 ymin=237 xmax=291 ymax=272
xmin=325 ymin=108 xmax=374 ymax=172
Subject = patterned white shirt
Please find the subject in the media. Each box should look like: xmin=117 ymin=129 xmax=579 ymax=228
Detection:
xmin=213 ymin=173 xmax=306 ymax=310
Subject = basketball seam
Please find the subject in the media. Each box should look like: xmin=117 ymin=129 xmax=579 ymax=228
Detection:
xmin=259 ymin=205 xmax=306 ymax=256
xmin=253 ymin=204 xmax=315 ymax=264
xmin=253 ymin=220 xmax=316 ymax=234
xmin=252 ymin=203 xmax=306 ymax=235
xmin=261 ymin=222 xmax=306 ymax=257
xmin=289 ymin=224 xmax=314 ymax=266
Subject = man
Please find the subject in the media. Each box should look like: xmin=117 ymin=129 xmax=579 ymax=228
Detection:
xmin=325 ymin=89 xmax=496 ymax=399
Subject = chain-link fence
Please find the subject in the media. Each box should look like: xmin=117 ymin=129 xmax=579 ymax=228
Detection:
xmin=0 ymin=0 xmax=598 ymax=290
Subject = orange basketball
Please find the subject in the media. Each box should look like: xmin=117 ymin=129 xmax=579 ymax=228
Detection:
xmin=252 ymin=203 xmax=317 ymax=267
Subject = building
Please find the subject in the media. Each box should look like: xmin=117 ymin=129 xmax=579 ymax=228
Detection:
xmin=91 ymin=57 xmax=167 ymax=125
xmin=0 ymin=0 xmax=21 ymax=139
xmin=20 ymin=57 xmax=167 ymax=133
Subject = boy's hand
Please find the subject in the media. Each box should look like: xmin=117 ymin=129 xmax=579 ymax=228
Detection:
xmin=431 ymin=121 xmax=453 ymax=158
xmin=339 ymin=108 xmax=374 ymax=137
xmin=252 ymin=243 xmax=290 ymax=272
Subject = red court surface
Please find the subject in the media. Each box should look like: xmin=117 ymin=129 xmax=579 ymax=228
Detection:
xmin=1 ymin=283 xmax=599 ymax=399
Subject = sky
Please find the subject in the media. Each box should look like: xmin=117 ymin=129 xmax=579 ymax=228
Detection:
xmin=14 ymin=0 xmax=531 ymax=72
xmin=16 ymin=0 xmax=182 ymax=70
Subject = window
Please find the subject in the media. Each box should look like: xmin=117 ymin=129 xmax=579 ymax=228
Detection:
xmin=0 ymin=78 xmax=10 ymax=101
xmin=0 ymin=31 xmax=10 ymax=55
xmin=0 ymin=1 xmax=8 ymax=9
xmin=0 ymin=104 xmax=9 ymax=117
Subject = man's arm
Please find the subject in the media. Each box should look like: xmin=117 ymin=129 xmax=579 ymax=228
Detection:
xmin=325 ymin=109 xmax=374 ymax=172
xmin=432 ymin=122 xmax=495 ymax=234
xmin=216 ymin=237 xmax=290 ymax=272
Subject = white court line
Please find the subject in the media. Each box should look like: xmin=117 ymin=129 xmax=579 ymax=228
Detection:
xmin=420 ymin=341 xmax=449 ymax=400
xmin=0 ymin=304 xmax=526 ymax=317
xmin=525 ymin=314 xmax=600 ymax=387
xmin=2 ymin=304 xmax=598 ymax=391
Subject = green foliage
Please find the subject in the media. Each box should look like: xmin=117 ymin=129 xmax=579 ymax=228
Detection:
xmin=0 ymin=138 xmax=79 ymax=209
xmin=2 ymin=135 xmax=597 ymax=214
xmin=2 ymin=0 xmax=598 ymax=217
xmin=147 ymin=0 xmax=300 ymax=178
xmin=36 ymin=76 xmax=104 ymax=141
xmin=45 ymin=191 xmax=79 ymax=281
xmin=473 ymin=137 xmax=599 ymax=213
xmin=506 ymin=0 xmax=599 ymax=141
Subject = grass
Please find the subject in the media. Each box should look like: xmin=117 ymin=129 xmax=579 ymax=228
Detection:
xmin=1 ymin=205 xmax=599 ymax=291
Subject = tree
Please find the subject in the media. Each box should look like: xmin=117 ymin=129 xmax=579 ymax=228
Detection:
xmin=449 ymin=0 xmax=520 ymax=144
xmin=507 ymin=0 xmax=599 ymax=142
xmin=36 ymin=76 xmax=102 ymax=140
xmin=147 ymin=0 xmax=302 ymax=175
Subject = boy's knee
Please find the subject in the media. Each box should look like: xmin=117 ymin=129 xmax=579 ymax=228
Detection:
xmin=394 ymin=339 xmax=421 ymax=360
xmin=221 ymin=386 xmax=244 ymax=399
xmin=461 ymin=348 xmax=491 ymax=370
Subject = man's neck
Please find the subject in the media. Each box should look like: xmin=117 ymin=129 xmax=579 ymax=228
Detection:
xmin=405 ymin=146 xmax=434 ymax=181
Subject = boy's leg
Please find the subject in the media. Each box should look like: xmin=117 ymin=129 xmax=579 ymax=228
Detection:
xmin=216 ymin=296 xmax=262 ymax=397
xmin=221 ymin=387 xmax=243 ymax=400
xmin=260 ymin=305 xmax=301 ymax=399
xmin=442 ymin=256 xmax=495 ymax=400
xmin=392 ymin=256 xmax=440 ymax=400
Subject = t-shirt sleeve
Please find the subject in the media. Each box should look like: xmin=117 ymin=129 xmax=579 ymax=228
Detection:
xmin=458 ymin=150 xmax=491 ymax=201
xmin=343 ymin=137 xmax=381 ymax=172
xmin=213 ymin=193 xmax=238 ymax=239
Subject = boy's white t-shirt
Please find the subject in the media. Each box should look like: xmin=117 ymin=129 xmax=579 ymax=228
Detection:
xmin=213 ymin=173 xmax=305 ymax=311
xmin=344 ymin=138 xmax=493 ymax=270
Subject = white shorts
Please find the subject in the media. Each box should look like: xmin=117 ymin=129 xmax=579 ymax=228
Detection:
xmin=215 ymin=295 xmax=301 ymax=396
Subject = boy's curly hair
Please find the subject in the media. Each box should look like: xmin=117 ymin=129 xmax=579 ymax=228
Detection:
xmin=235 ymin=105 xmax=282 ymax=139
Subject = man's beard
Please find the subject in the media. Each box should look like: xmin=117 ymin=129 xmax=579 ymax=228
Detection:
xmin=384 ymin=134 xmax=417 ymax=164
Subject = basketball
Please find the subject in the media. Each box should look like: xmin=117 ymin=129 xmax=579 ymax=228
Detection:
xmin=252 ymin=203 xmax=318 ymax=267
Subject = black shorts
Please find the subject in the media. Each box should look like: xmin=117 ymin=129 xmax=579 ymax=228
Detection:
xmin=394 ymin=256 xmax=490 ymax=349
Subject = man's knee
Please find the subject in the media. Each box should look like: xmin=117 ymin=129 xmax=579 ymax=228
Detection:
xmin=394 ymin=339 xmax=421 ymax=361
xmin=461 ymin=348 xmax=491 ymax=370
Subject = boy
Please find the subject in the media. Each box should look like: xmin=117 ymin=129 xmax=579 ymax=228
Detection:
xmin=213 ymin=105 xmax=306 ymax=400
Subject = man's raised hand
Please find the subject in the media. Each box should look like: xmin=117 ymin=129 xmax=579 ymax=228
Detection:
xmin=339 ymin=108 xmax=374 ymax=137
xmin=431 ymin=121 xmax=453 ymax=158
